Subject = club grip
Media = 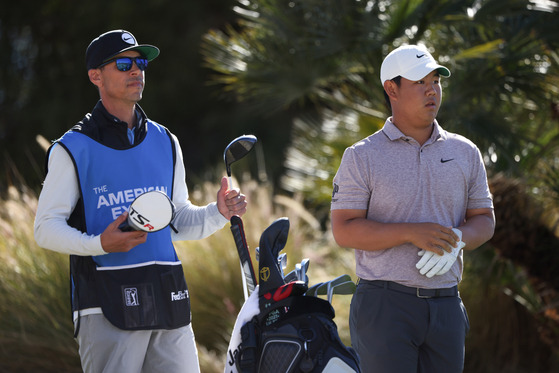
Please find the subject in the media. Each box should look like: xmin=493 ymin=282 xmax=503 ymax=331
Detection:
xmin=230 ymin=216 xmax=257 ymax=294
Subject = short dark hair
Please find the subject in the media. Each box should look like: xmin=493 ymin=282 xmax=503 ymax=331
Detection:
xmin=383 ymin=76 xmax=402 ymax=111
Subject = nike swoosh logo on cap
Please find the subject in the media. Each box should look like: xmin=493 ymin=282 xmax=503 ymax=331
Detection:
xmin=416 ymin=54 xmax=426 ymax=58
xmin=441 ymin=158 xmax=454 ymax=163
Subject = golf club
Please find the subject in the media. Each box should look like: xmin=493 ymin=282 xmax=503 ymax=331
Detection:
xmin=305 ymin=274 xmax=355 ymax=302
xmin=299 ymin=258 xmax=310 ymax=285
xmin=283 ymin=269 xmax=298 ymax=283
xmin=258 ymin=217 xmax=290 ymax=305
xmin=283 ymin=256 xmax=310 ymax=284
xmin=230 ymin=215 xmax=257 ymax=300
xmin=278 ymin=253 xmax=287 ymax=278
xmin=306 ymin=282 xmax=327 ymax=297
xmin=327 ymin=280 xmax=356 ymax=304
xmin=224 ymin=134 xmax=258 ymax=300
xmin=223 ymin=134 xmax=257 ymax=189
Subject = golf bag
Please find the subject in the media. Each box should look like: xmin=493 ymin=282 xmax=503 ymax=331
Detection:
xmin=237 ymin=293 xmax=360 ymax=373
xmin=233 ymin=218 xmax=361 ymax=373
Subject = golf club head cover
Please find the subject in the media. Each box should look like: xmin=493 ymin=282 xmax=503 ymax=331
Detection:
xmin=117 ymin=191 xmax=175 ymax=233
xmin=416 ymin=228 xmax=466 ymax=278
xmin=258 ymin=217 xmax=290 ymax=301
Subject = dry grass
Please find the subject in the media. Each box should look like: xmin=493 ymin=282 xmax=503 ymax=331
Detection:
xmin=0 ymin=186 xmax=79 ymax=372
xmin=2 ymin=181 xmax=558 ymax=372
xmin=0 ymin=181 xmax=355 ymax=373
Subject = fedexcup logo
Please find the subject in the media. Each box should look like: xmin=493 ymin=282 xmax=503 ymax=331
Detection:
xmin=171 ymin=290 xmax=188 ymax=301
xmin=122 ymin=32 xmax=136 ymax=45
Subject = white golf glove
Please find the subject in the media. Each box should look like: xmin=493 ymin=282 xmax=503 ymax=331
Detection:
xmin=416 ymin=228 xmax=466 ymax=278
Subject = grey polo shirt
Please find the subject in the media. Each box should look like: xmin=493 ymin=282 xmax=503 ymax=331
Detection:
xmin=331 ymin=118 xmax=493 ymax=288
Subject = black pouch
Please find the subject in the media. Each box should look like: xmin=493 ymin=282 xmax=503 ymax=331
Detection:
xmin=94 ymin=263 xmax=191 ymax=330
xmin=161 ymin=267 xmax=191 ymax=327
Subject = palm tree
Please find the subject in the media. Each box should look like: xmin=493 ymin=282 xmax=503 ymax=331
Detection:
xmin=201 ymin=0 xmax=559 ymax=367
xmin=203 ymin=0 xmax=559 ymax=190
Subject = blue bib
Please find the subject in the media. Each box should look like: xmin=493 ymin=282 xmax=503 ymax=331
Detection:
xmin=59 ymin=121 xmax=177 ymax=267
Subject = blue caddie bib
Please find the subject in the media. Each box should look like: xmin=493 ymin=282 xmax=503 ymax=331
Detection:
xmin=58 ymin=121 xmax=191 ymax=330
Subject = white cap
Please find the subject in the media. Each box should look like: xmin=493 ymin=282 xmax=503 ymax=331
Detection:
xmin=380 ymin=44 xmax=450 ymax=85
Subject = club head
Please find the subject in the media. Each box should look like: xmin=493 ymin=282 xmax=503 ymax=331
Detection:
xmin=305 ymin=282 xmax=326 ymax=297
xmin=300 ymin=258 xmax=310 ymax=285
xmin=320 ymin=274 xmax=353 ymax=303
xmin=295 ymin=263 xmax=302 ymax=281
xmin=328 ymin=281 xmax=357 ymax=303
xmin=284 ymin=270 xmax=298 ymax=283
xmin=335 ymin=281 xmax=357 ymax=295
xmin=223 ymin=135 xmax=257 ymax=177
xmin=278 ymin=253 xmax=287 ymax=277
xmin=327 ymin=274 xmax=352 ymax=288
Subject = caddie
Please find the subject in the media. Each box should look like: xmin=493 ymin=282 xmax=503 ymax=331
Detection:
xmin=34 ymin=29 xmax=247 ymax=373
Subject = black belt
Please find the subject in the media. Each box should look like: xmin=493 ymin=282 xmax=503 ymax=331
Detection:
xmin=359 ymin=279 xmax=458 ymax=299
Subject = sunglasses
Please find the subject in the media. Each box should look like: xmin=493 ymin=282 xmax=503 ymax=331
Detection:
xmin=99 ymin=57 xmax=149 ymax=72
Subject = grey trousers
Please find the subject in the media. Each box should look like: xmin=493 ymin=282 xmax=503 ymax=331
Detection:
xmin=75 ymin=314 xmax=200 ymax=373
xmin=350 ymin=280 xmax=470 ymax=373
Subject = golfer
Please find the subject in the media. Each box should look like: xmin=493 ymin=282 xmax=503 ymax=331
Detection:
xmin=34 ymin=30 xmax=247 ymax=373
xmin=331 ymin=44 xmax=495 ymax=372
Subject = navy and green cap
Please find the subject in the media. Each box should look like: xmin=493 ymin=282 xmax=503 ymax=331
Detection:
xmin=85 ymin=30 xmax=160 ymax=70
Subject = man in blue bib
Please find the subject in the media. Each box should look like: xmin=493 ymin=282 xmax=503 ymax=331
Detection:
xmin=34 ymin=29 xmax=248 ymax=373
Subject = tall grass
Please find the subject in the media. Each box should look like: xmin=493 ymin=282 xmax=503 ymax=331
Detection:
xmin=2 ymin=181 xmax=558 ymax=372
xmin=0 ymin=181 xmax=355 ymax=372
xmin=0 ymin=186 xmax=79 ymax=372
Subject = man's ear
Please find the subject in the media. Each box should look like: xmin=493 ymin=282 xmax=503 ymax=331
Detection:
xmin=383 ymin=80 xmax=398 ymax=99
xmin=88 ymin=69 xmax=102 ymax=87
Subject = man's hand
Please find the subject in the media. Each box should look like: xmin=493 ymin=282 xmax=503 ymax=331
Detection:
xmin=217 ymin=176 xmax=248 ymax=220
xmin=100 ymin=212 xmax=148 ymax=253
xmin=416 ymin=228 xmax=466 ymax=278
xmin=409 ymin=223 xmax=459 ymax=255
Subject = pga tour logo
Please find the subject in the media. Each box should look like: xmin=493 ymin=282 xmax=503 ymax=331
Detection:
xmin=171 ymin=290 xmax=188 ymax=301
xmin=124 ymin=287 xmax=140 ymax=306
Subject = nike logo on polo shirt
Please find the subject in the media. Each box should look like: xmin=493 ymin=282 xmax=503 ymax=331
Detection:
xmin=416 ymin=54 xmax=426 ymax=58
xmin=440 ymin=158 xmax=454 ymax=163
